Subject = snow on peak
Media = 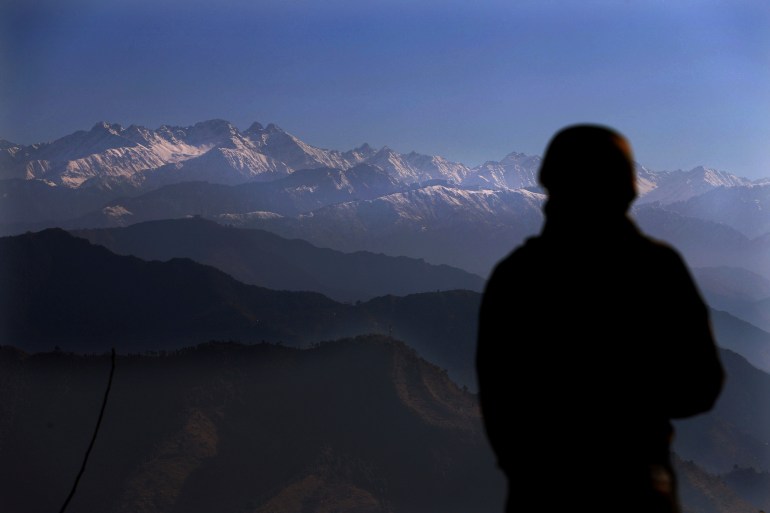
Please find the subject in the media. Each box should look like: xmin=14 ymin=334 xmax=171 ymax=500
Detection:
xmin=636 ymin=166 xmax=752 ymax=205
xmin=8 ymin=119 xmax=765 ymax=205
xmin=688 ymin=166 xmax=749 ymax=187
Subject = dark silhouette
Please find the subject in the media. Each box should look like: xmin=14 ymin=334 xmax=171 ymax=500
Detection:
xmin=476 ymin=125 xmax=724 ymax=513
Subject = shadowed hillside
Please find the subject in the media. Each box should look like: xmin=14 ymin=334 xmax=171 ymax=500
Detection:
xmin=0 ymin=228 xmax=481 ymax=386
xmin=675 ymin=458 xmax=759 ymax=513
xmin=73 ymin=217 xmax=484 ymax=302
xmin=0 ymin=336 xmax=506 ymax=513
xmin=674 ymin=349 xmax=770 ymax=476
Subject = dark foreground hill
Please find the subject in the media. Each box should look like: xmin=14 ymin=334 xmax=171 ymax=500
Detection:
xmin=0 ymin=336 xmax=506 ymax=513
xmin=0 ymin=338 xmax=763 ymax=513
xmin=73 ymin=217 xmax=484 ymax=302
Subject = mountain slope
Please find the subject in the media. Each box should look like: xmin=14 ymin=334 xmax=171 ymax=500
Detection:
xmin=694 ymin=267 xmax=770 ymax=332
xmin=674 ymin=349 xmax=770 ymax=474
xmin=636 ymin=166 xmax=752 ymax=206
xmin=224 ymin=185 xmax=545 ymax=276
xmin=665 ymin=183 xmax=770 ymax=238
xmin=0 ymin=120 xmax=478 ymax=192
xmin=63 ymin=163 xmax=404 ymax=230
xmin=675 ymin=458 xmax=759 ymax=513
xmin=73 ymin=217 xmax=484 ymax=302
xmin=709 ymin=310 xmax=770 ymax=374
xmin=0 ymin=341 xmax=765 ymax=513
xmin=0 ymin=337 xmax=506 ymax=513
xmin=0 ymin=229 xmax=481 ymax=384
xmin=0 ymin=178 xmax=130 ymax=231
xmin=461 ymin=152 xmax=541 ymax=189
xmin=0 ymin=228 xmax=347 ymax=351
xmin=633 ymin=204 xmax=770 ymax=281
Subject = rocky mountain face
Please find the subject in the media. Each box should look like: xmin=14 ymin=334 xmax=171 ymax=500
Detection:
xmin=0 ymin=120 xmax=479 ymax=189
xmin=3 ymin=120 xmax=757 ymax=202
xmin=636 ymin=166 xmax=754 ymax=206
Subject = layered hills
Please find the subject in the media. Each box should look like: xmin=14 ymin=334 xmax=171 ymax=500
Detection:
xmin=74 ymin=217 xmax=484 ymax=302
xmin=2 ymin=120 xmax=770 ymax=513
xmin=0 ymin=228 xmax=482 ymax=385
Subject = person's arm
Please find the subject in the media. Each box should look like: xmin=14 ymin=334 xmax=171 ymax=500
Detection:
xmin=658 ymin=247 xmax=724 ymax=419
xmin=476 ymin=264 xmax=515 ymax=472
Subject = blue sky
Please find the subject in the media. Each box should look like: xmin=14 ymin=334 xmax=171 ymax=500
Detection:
xmin=2 ymin=0 xmax=769 ymax=178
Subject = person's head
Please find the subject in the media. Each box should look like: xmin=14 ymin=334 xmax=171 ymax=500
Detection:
xmin=539 ymin=124 xmax=637 ymax=216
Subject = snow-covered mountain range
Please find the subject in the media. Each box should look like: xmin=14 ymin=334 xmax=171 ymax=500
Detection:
xmin=0 ymin=120 xmax=479 ymax=189
xmin=2 ymin=119 xmax=769 ymax=281
xmin=3 ymin=119 xmax=763 ymax=200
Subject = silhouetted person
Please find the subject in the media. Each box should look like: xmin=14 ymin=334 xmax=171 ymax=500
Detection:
xmin=476 ymin=125 xmax=724 ymax=513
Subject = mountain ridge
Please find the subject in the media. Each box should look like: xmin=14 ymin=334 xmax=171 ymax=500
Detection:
xmin=0 ymin=228 xmax=482 ymax=385
xmin=4 ymin=119 xmax=759 ymax=197
xmin=73 ymin=217 xmax=485 ymax=302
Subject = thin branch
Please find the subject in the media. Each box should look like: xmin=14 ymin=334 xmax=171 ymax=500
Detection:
xmin=58 ymin=347 xmax=116 ymax=513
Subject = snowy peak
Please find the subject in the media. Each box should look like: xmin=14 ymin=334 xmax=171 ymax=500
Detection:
xmin=356 ymin=143 xmax=375 ymax=153
xmin=689 ymin=166 xmax=750 ymax=188
xmin=463 ymin=152 xmax=540 ymax=190
xmin=312 ymin=184 xmax=545 ymax=233
xmin=0 ymin=120 xmax=603 ymax=192
xmin=634 ymin=164 xmax=659 ymax=197
xmin=2 ymin=120 xmax=297 ymax=188
xmin=121 ymin=125 xmax=155 ymax=146
xmin=499 ymin=151 xmax=540 ymax=167
xmin=366 ymin=146 xmax=417 ymax=182
xmin=91 ymin=121 xmax=124 ymax=135
xmin=242 ymin=122 xmax=355 ymax=172
xmin=4 ymin=120 xmax=764 ymax=209
xmin=402 ymin=152 xmax=471 ymax=184
xmin=244 ymin=121 xmax=265 ymax=133
xmin=637 ymin=166 xmax=752 ymax=205
xmin=342 ymin=143 xmax=378 ymax=164
xmin=184 ymin=119 xmax=244 ymax=147
xmin=364 ymin=147 xmax=470 ymax=185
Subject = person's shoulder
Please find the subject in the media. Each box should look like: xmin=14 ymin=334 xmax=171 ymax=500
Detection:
xmin=634 ymin=231 xmax=688 ymax=266
xmin=489 ymin=236 xmax=543 ymax=277
xmin=499 ymin=236 xmax=543 ymax=263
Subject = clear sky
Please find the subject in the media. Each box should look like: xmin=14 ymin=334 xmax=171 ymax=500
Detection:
xmin=2 ymin=0 xmax=769 ymax=178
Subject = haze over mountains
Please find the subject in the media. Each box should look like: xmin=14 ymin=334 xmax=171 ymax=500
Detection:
xmin=74 ymin=217 xmax=484 ymax=303
xmin=2 ymin=120 xmax=770 ymax=513
xmin=3 ymin=119 xmax=769 ymax=279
